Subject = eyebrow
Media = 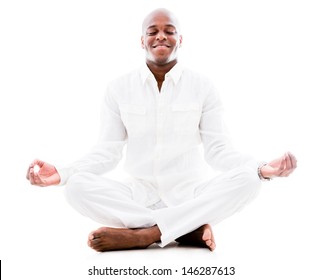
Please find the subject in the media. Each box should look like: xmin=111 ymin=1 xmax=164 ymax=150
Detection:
xmin=147 ymin=24 xmax=176 ymax=30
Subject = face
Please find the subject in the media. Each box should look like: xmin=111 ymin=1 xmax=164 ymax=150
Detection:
xmin=141 ymin=10 xmax=182 ymax=67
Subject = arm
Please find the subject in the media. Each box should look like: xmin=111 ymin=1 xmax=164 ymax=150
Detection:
xmin=200 ymin=85 xmax=297 ymax=179
xmin=56 ymin=86 xmax=127 ymax=185
xmin=200 ymin=85 xmax=259 ymax=172
xmin=27 ymin=86 xmax=127 ymax=186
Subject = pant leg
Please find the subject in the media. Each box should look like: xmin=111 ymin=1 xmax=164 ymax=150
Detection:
xmin=64 ymin=172 xmax=156 ymax=229
xmin=153 ymin=166 xmax=262 ymax=247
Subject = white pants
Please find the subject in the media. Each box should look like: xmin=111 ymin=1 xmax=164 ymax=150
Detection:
xmin=64 ymin=167 xmax=261 ymax=247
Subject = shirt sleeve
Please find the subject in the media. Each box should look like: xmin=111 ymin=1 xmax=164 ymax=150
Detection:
xmin=57 ymin=86 xmax=127 ymax=185
xmin=200 ymin=84 xmax=259 ymax=172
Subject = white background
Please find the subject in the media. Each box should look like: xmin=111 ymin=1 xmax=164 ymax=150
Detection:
xmin=1 ymin=0 xmax=320 ymax=279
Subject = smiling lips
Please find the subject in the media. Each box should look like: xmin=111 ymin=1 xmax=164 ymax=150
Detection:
xmin=153 ymin=44 xmax=170 ymax=48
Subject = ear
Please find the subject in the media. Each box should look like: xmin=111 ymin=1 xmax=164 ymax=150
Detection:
xmin=178 ymin=35 xmax=183 ymax=47
xmin=141 ymin=36 xmax=145 ymax=49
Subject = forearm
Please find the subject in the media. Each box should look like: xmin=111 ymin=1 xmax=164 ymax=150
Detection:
xmin=203 ymin=141 xmax=259 ymax=172
xmin=57 ymin=139 xmax=126 ymax=185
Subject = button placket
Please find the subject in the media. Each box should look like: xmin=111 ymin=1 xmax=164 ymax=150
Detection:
xmin=154 ymin=79 xmax=169 ymax=175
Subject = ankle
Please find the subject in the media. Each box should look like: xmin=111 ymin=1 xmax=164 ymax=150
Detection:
xmin=136 ymin=226 xmax=161 ymax=246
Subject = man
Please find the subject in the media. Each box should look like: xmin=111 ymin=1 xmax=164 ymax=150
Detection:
xmin=26 ymin=8 xmax=297 ymax=252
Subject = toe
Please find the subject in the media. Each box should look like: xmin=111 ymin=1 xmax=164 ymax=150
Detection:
xmin=87 ymin=239 xmax=92 ymax=247
xmin=202 ymin=229 xmax=211 ymax=241
xmin=88 ymin=233 xmax=95 ymax=240
xmin=210 ymin=241 xmax=216 ymax=251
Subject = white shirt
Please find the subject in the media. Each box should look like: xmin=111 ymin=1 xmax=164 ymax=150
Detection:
xmin=58 ymin=63 xmax=258 ymax=206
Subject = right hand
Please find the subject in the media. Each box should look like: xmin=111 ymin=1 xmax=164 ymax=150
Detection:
xmin=26 ymin=159 xmax=61 ymax=187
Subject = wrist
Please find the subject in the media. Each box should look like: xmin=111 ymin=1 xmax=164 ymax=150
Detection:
xmin=258 ymin=162 xmax=272 ymax=181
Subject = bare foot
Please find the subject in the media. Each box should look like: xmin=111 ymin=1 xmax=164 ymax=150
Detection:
xmin=175 ymin=224 xmax=216 ymax=251
xmin=87 ymin=226 xmax=161 ymax=252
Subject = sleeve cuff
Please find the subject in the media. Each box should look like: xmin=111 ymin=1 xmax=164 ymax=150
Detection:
xmin=56 ymin=166 xmax=74 ymax=186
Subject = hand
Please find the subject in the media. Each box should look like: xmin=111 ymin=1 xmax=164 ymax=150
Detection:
xmin=26 ymin=159 xmax=61 ymax=187
xmin=260 ymin=152 xmax=297 ymax=179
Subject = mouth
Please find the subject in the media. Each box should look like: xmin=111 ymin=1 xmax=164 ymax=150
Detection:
xmin=152 ymin=44 xmax=170 ymax=48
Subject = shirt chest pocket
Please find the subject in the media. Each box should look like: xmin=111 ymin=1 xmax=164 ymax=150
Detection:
xmin=119 ymin=105 xmax=146 ymax=138
xmin=171 ymin=103 xmax=201 ymax=135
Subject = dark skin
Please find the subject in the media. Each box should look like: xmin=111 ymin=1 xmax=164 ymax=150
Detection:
xmin=26 ymin=9 xmax=297 ymax=253
xmin=88 ymin=225 xmax=215 ymax=252
xmin=141 ymin=8 xmax=182 ymax=90
xmin=87 ymin=8 xmax=216 ymax=252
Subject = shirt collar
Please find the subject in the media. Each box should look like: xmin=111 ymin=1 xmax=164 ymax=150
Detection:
xmin=140 ymin=63 xmax=183 ymax=85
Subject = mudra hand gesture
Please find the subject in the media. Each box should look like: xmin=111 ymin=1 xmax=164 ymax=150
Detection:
xmin=26 ymin=159 xmax=61 ymax=187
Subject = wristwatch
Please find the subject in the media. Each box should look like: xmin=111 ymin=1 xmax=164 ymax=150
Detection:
xmin=257 ymin=162 xmax=272 ymax=181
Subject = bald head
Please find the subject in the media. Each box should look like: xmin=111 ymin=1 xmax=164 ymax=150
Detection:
xmin=142 ymin=8 xmax=181 ymax=35
xmin=141 ymin=8 xmax=182 ymax=69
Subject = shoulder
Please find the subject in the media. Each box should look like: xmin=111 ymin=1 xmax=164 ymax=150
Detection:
xmin=104 ymin=68 xmax=141 ymax=100
xmin=107 ymin=68 xmax=140 ymax=89
xmin=181 ymin=66 xmax=215 ymax=88
xmin=180 ymin=65 xmax=218 ymax=99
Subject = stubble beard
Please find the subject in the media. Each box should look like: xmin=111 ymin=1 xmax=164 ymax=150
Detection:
xmin=147 ymin=50 xmax=177 ymax=67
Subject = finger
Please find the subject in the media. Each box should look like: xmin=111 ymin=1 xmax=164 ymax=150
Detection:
xmin=36 ymin=160 xmax=45 ymax=168
xmin=288 ymin=152 xmax=297 ymax=169
xmin=31 ymin=171 xmax=41 ymax=185
xmin=280 ymin=167 xmax=295 ymax=177
xmin=26 ymin=161 xmax=37 ymax=180
xmin=279 ymin=159 xmax=295 ymax=177
xmin=276 ymin=156 xmax=290 ymax=177
xmin=279 ymin=168 xmax=291 ymax=177
xmin=277 ymin=155 xmax=286 ymax=174
xmin=26 ymin=166 xmax=31 ymax=180
xmin=272 ymin=154 xmax=288 ymax=177
xmin=32 ymin=159 xmax=45 ymax=168
xmin=31 ymin=171 xmax=44 ymax=186
xmin=284 ymin=152 xmax=293 ymax=170
xmin=28 ymin=168 xmax=36 ymax=185
xmin=27 ymin=159 xmax=41 ymax=180
xmin=281 ymin=152 xmax=297 ymax=176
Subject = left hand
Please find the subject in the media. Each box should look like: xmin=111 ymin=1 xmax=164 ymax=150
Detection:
xmin=260 ymin=152 xmax=297 ymax=179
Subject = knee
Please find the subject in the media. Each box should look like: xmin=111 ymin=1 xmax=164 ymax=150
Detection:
xmin=237 ymin=166 xmax=262 ymax=200
xmin=244 ymin=168 xmax=262 ymax=201
xmin=64 ymin=172 xmax=94 ymax=204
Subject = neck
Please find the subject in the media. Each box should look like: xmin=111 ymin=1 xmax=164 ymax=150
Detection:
xmin=146 ymin=60 xmax=177 ymax=91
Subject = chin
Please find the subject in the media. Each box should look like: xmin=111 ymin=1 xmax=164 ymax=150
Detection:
xmin=155 ymin=56 xmax=176 ymax=65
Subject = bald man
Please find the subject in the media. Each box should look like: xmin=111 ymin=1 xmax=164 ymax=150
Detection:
xmin=27 ymin=8 xmax=297 ymax=252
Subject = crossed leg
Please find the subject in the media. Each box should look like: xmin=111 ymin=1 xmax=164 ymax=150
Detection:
xmin=67 ymin=167 xmax=261 ymax=253
xmin=175 ymin=224 xmax=216 ymax=251
xmin=87 ymin=224 xmax=215 ymax=252
xmin=87 ymin=226 xmax=161 ymax=252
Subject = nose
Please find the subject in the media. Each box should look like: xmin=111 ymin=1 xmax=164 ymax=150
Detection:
xmin=156 ymin=31 xmax=167 ymax=41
